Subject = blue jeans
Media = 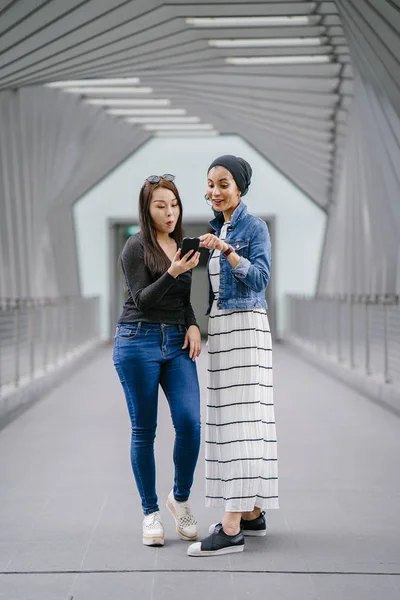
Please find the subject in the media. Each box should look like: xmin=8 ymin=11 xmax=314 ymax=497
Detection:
xmin=113 ymin=322 xmax=201 ymax=515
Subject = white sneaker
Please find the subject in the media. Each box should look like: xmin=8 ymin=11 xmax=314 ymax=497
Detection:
xmin=142 ymin=511 xmax=164 ymax=546
xmin=166 ymin=490 xmax=197 ymax=541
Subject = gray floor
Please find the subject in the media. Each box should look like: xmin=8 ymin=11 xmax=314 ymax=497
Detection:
xmin=0 ymin=344 xmax=400 ymax=600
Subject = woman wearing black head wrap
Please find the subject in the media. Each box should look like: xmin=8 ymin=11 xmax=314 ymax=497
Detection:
xmin=188 ymin=155 xmax=278 ymax=557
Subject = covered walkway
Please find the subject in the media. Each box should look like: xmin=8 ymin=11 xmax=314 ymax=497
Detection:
xmin=0 ymin=345 xmax=399 ymax=599
xmin=1 ymin=1 xmax=400 ymax=598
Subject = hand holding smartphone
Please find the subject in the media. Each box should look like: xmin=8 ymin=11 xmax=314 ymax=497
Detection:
xmin=181 ymin=237 xmax=200 ymax=258
xmin=168 ymin=237 xmax=200 ymax=278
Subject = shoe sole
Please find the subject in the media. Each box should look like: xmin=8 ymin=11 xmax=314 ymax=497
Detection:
xmin=188 ymin=545 xmax=244 ymax=557
xmin=143 ymin=535 xmax=164 ymax=546
xmin=167 ymin=499 xmax=197 ymax=541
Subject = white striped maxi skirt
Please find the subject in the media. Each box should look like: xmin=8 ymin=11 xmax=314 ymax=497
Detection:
xmin=205 ymin=307 xmax=279 ymax=512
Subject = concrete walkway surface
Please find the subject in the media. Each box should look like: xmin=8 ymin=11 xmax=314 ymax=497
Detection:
xmin=0 ymin=343 xmax=400 ymax=599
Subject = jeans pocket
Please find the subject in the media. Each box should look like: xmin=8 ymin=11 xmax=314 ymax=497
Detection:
xmin=116 ymin=322 xmax=142 ymax=340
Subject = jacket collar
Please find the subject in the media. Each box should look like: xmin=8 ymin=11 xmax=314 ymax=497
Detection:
xmin=209 ymin=200 xmax=248 ymax=231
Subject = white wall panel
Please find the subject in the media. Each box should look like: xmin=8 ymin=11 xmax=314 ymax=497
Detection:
xmin=0 ymin=86 xmax=150 ymax=298
xmin=319 ymin=0 xmax=400 ymax=294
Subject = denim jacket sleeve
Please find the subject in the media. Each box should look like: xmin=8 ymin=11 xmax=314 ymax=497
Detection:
xmin=231 ymin=220 xmax=271 ymax=292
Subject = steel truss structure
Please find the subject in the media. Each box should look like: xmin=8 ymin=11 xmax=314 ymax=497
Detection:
xmin=0 ymin=0 xmax=399 ymax=299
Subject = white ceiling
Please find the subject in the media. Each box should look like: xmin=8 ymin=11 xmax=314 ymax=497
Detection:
xmin=0 ymin=0 xmax=354 ymax=209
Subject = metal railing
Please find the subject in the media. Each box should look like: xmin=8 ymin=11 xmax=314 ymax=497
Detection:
xmin=286 ymin=294 xmax=400 ymax=385
xmin=0 ymin=296 xmax=100 ymax=398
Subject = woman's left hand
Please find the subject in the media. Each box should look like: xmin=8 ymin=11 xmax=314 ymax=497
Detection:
xmin=182 ymin=325 xmax=202 ymax=361
xmin=199 ymin=233 xmax=227 ymax=252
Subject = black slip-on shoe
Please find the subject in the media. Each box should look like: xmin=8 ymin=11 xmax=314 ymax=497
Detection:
xmin=187 ymin=523 xmax=244 ymax=556
xmin=240 ymin=511 xmax=267 ymax=537
xmin=208 ymin=511 xmax=267 ymax=537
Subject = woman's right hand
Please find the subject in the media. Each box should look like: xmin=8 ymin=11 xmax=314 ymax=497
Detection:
xmin=168 ymin=249 xmax=200 ymax=278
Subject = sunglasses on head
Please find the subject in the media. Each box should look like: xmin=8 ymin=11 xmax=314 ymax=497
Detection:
xmin=146 ymin=173 xmax=175 ymax=184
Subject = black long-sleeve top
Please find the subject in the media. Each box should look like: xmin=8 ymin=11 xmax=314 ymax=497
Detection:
xmin=118 ymin=233 xmax=198 ymax=328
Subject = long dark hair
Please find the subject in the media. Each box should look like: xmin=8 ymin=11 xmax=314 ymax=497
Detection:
xmin=139 ymin=178 xmax=183 ymax=278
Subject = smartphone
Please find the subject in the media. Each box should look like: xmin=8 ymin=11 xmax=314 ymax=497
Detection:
xmin=181 ymin=237 xmax=200 ymax=258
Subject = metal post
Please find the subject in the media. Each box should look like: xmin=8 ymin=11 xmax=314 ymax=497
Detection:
xmin=383 ymin=295 xmax=392 ymax=384
xmin=349 ymin=295 xmax=355 ymax=368
xmin=61 ymin=299 xmax=67 ymax=362
xmin=365 ymin=297 xmax=371 ymax=376
xmin=55 ymin=300 xmax=60 ymax=364
xmin=325 ymin=297 xmax=330 ymax=356
xmin=65 ymin=297 xmax=70 ymax=357
xmin=42 ymin=299 xmax=48 ymax=371
xmin=14 ymin=299 xmax=21 ymax=387
xmin=51 ymin=300 xmax=57 ymax=366
xmin=337 ymin=296 xmax=342 ymax=362
xmin=29 ymin=299 xmax=35 ymax=381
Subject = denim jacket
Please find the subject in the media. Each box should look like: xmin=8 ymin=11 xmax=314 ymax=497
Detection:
xmin=206 ymin=201 xmax=271 ymax=314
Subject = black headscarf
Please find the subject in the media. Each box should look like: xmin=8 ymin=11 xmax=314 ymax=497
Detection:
xmin=207 ymin=154 xmax=252 ymax=196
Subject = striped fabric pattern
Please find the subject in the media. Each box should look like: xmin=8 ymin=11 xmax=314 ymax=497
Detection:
xmin=205 ymin=223 xmax=279 ymax=512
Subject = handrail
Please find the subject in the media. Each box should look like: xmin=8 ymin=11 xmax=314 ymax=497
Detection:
xmin=286 ymin=294 xmax=400 ymax=385
xmin=0 ymin=296 xmax=100 ymax=398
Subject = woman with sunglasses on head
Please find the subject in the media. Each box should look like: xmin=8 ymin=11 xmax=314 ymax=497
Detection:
xmin=113 ymin=174 xmax=202 ymax=548
xmin=187 ymin=156 xmax=278 ymax=557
